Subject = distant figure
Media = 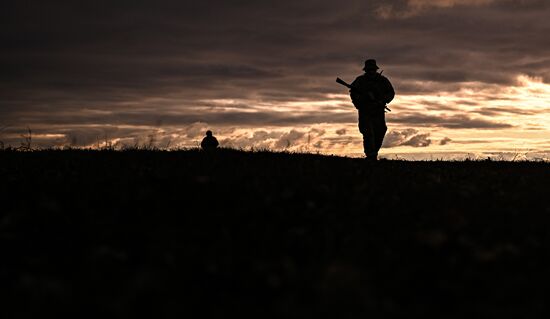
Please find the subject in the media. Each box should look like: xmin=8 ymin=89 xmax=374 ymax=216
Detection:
xmin=201 ymin=130 xmax=219 ymax=151
xmin=350 ymin=59 xmax=395 ymax=161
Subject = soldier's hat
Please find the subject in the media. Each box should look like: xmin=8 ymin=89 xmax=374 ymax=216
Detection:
xmin=363 ymin=59 xmax=379 ymax=71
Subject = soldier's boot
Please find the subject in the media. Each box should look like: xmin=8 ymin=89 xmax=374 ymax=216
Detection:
xmin=365 ymin=152 xmax=378 ymax=161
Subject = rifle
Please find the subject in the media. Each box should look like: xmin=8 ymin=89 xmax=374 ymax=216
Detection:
xmin=336 ymin=77 xmax=392 ymax=112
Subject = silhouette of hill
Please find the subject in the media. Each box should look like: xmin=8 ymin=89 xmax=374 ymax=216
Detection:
xmin=1 ymin=149 xmax=549 ymax=318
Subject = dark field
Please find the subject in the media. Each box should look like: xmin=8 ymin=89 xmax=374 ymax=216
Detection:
xmin=1 ymin=149 xmax=550 ymax=318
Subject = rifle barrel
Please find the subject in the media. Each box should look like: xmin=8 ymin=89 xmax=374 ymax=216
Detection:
xmin=336 ymin=77 xmax=352 ymax=89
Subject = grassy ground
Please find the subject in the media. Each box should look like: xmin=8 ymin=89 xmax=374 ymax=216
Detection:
xmin=1 ymin=149 xmax=550 ymax=318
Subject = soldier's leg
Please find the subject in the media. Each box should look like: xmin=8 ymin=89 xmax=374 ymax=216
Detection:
xmin=358 ymin=110 xmax=376 ymax=157
xmin=364 ymin=121 xmax=377 ymax=158
xmin=373 ymin=113 xmax=388 ymax=154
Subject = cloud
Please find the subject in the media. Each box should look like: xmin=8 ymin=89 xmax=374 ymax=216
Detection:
xmin=274 ymin=130 xmax=306 ymax=148
xmin=450 ymin=139 xmax=505 ymax=144
xmin=391 ymin=113 xmax=513 ymax=129
xmin=320 ymin=136 xmax=356 ymax=149
xmin=183 ymin=122 xmax=210 ymax=138
xmin=1 ymin=0 xmax=549 ymax=153
xmin=473 ymin=107 xmax=539 ymax=116
xmin=4 ymin=0 xmax=550 ymax=104
xmin=383 ymin=129 xmax=432 ymax=147
xmin=402 ymin=133 xmax=432 ymax=147
xmin=377 ymin=0 xmax=502 ymax=19
xmin=335 ymin=128 xmax=347 ymax=135
xmin=219 ymin=127 xmax=326 ymax=150
xmin=439 ymin=137 xmax=452 ymax=145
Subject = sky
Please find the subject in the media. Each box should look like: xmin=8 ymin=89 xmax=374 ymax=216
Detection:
xmin=2 ymin=0 xmax=549 ymax=159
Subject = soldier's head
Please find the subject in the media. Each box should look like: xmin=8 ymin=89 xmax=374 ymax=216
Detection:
xmin=206 ymin=130 xmax=213 ymax=137
xmin=363 ymin=59 xmax=379 ymax=73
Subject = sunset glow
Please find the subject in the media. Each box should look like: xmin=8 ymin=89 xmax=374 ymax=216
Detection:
xmin=179 ymin=75 xmax=549 ymax=159
xmin=2 ymin=1 xmax=549 ymax=159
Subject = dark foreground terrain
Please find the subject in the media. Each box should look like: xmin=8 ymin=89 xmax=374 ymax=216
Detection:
xmin=1 ymin=149 xmax=550 ymax=318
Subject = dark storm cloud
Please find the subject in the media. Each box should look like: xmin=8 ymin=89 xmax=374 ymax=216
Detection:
xmin=1 ymin=0 xmax=548 ymax=144
xmin=474 ymin=106 xmax=539 ymax=116
xmin=390 ymin=113 xmax=513 ymax=129
xmin=11 ymin=109 xmax=355 ymax=127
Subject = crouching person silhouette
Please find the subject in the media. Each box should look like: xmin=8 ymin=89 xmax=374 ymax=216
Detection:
xmin=201 ymin=130 xmax=219 ymax=151
xmin=350 ymin=59 xmax=395 ymax=161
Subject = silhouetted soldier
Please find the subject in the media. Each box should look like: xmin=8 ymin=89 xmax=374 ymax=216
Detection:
xmin=201 ymin=130 xmax=219 ymax=151
xmin=350 ymin=59 xmax=395 ymax=161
